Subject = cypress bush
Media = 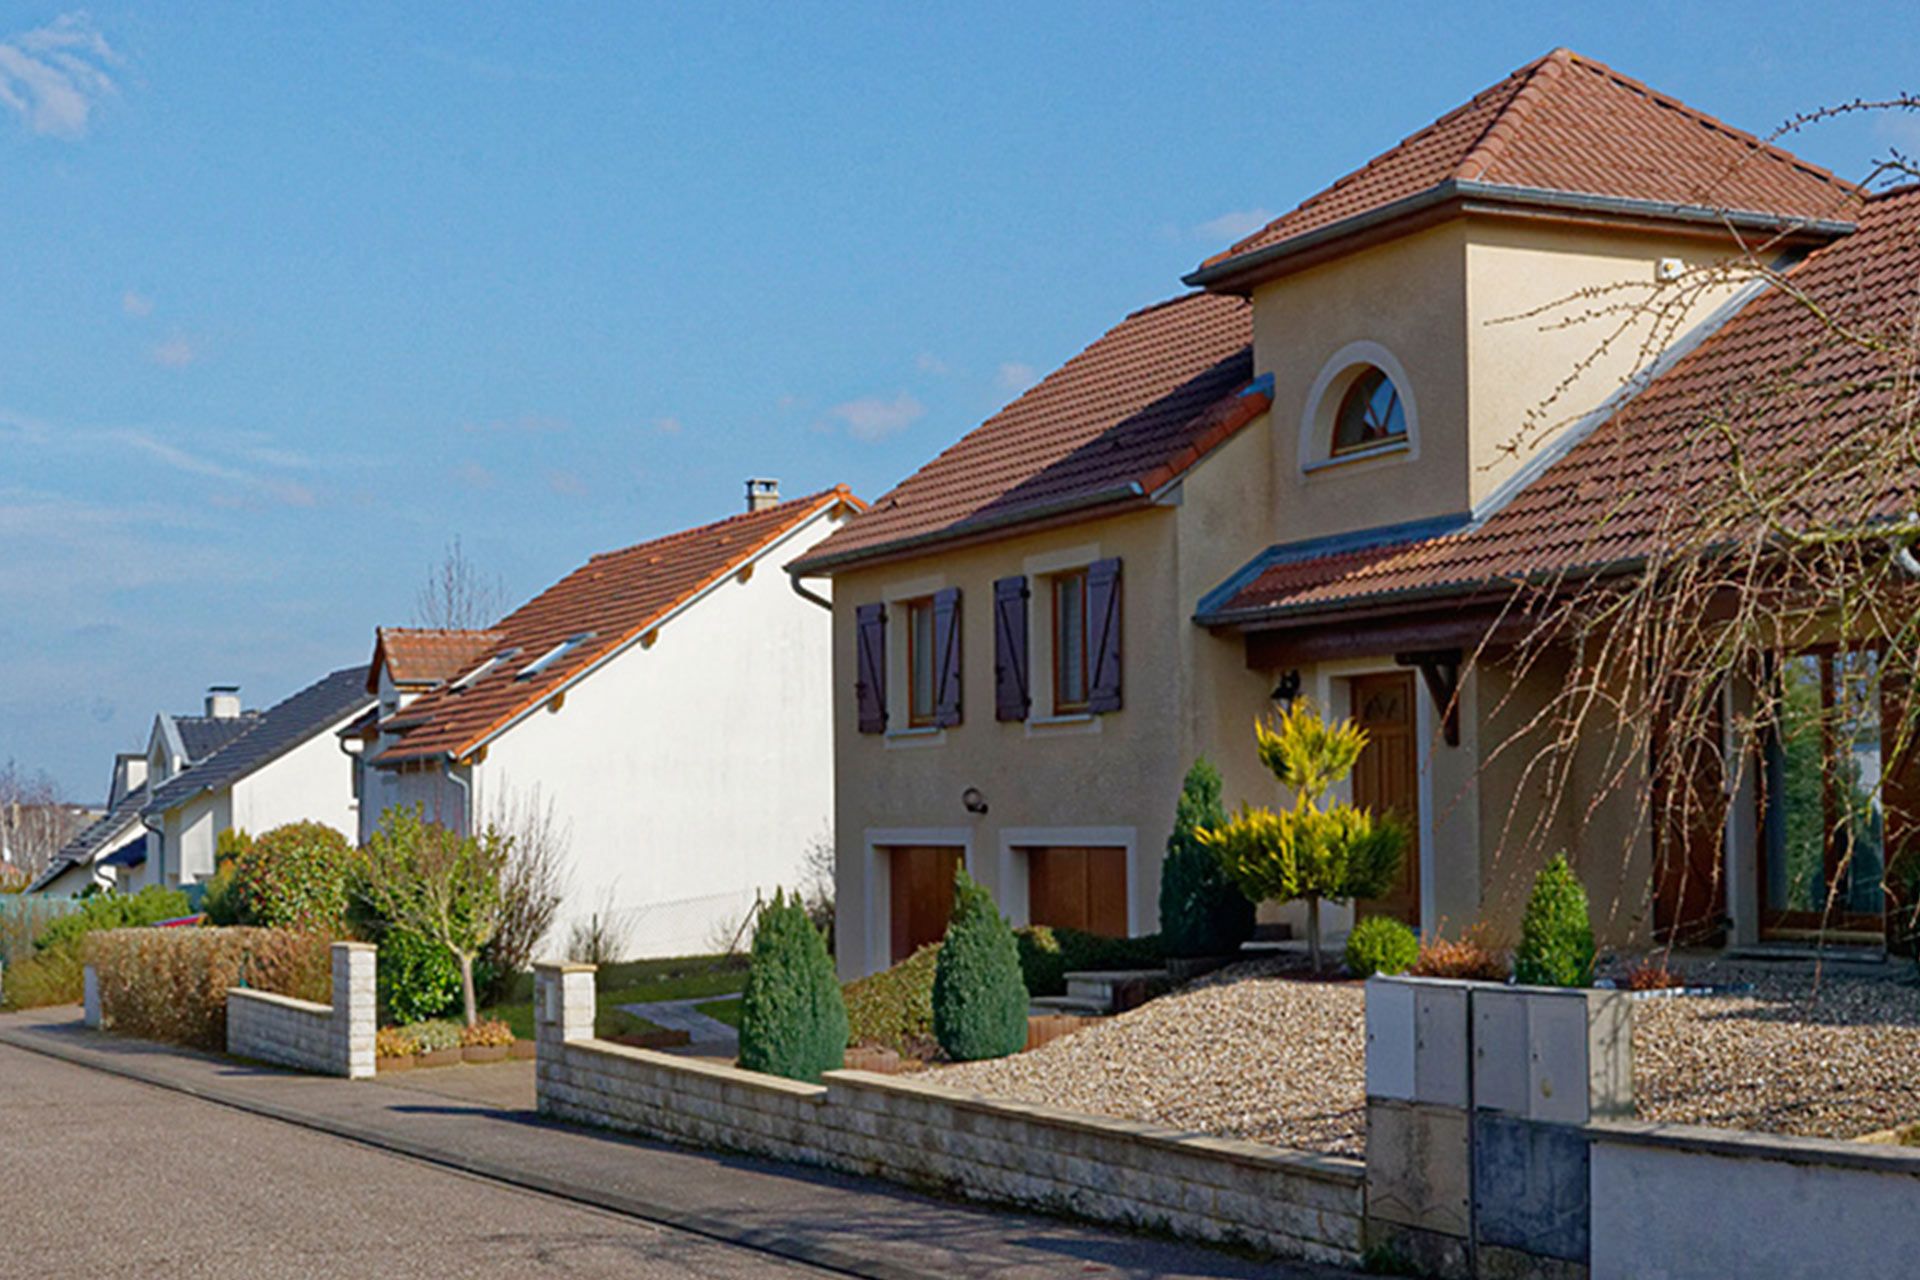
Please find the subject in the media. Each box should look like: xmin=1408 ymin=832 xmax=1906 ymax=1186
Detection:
xmin=1515 ymin=853 xmax=1596 ymax=988
xmin=737 ymin=889 xmax=847 ymax=1082
xmin=1158 ymin=758 xmax=1256 ymax=959
xmin=932 ymin=868 xmax=1029 ymax=1062
xmin=1344 ymin=915 xmax=1419 ymax=978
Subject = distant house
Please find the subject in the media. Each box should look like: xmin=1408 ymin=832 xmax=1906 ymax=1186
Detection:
xmin=139 ymin=669 xmax=375 ymax=888
xmin=28 ymin=753 xmax=151 ymax=895
xmin=359 ymin=481 xmax=861 ymax=958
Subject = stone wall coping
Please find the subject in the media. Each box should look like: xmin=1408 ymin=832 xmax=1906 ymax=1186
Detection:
xmin=824 ymin=1068 xmax=1366 ymax=1184
xmin=331 ymin=941 xmax=377 ymax=953
xmin=1368 ymin=974 xmax=1619 ymax=1002
xmin=1590 ymin=1119 xmax=1920 ymax=1177
xmin=534 ymin=961 xmax=599 ymax=975
xmin=572 ymin=1037 xmax=830 ymax=1101
xmin=227 ymin=987 xmax=331 ymax=1017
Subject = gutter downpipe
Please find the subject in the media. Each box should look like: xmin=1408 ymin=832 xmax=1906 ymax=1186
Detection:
xmin=788 ymin=572 xmax=832 ymax=611
xmin=445 ymin=756 xmax=474 ymax=837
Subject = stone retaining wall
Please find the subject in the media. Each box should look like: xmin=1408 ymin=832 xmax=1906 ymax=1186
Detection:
xmin=225 ymin=942 xmax=374 ymax=1079
xmin=533 ymin=963 xmax=1365 ymax=1266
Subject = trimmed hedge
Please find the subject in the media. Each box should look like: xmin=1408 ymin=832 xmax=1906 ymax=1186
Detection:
xmin=932 ymin=869 xmax=1029 ymax=1062
xmin=36 ymin=886 xmax=191 ymax=953
xmin=1344 ymin=915 xmax=1418 ymax=978
xmin=84 ymin=927 xmax=333 ymax=1050
xmin=214 ymin=822 xmax=354 ymax=932
xmin=843 ymin=942 xmax=940 ymax=1055
xmin=377 ymin=929 xmax=466 ymax=1025
xmin=738 ymin=890 xmax=847 ymax=1082
xmin=1016 ymin=925 xmax=1164 ymax=997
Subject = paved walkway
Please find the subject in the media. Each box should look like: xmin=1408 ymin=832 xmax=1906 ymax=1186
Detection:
xmin=623 ymin=996 xmax=740 ymax=1053
xmin=0 ymin=1008 xmax=1356 ymax=1280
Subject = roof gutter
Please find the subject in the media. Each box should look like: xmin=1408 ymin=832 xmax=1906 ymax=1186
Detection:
xmin=1184 ymin=179 xmax=1857 ymax=292
xmin=787 ymin=482 xmax=1148 ymax=579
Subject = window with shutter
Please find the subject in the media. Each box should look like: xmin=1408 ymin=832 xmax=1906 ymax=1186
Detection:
xmin=993 ymin=576 xmax=1030 ymax=722
xmin=933 ymin=587 xmax=962 ymax=728
xmin=904 ymin=597 xmax=936 ymax=727
xmin=1086 ymin=557 xmax=1122 ymax=713
xmin=855 ymin=602 xmax=887 ymax=734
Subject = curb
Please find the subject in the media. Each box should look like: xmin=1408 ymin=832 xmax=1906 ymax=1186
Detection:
xmin=0 ymin=1023 xmax=919 ymax=1280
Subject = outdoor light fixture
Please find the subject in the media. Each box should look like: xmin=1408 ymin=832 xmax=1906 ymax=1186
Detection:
xmin=1271 ymin=669 xmax=1302 ymax=708
xmin=962 ymin=787 xmax=989 ymax=815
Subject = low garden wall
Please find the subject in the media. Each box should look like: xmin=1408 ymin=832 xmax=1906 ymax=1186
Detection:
xmin=533 ymin=963 xmax=1366 ymax=1265
xmin=227 ymin=942 xmax=374 ymax=1079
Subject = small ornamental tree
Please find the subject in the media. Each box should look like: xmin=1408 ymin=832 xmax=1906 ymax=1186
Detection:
xmin=1514 ymin=853 xmax=1596 ymax=988
xmin=352 ymin=806 xmax=509 ymax=1027
xmin=1199 ymin=702 xmax=1406 ymax=972
xmin=737 ymin=889 xmax=847 ymax=1081
xmin=217 ymin=822 xmax=354 ymax=932
xmin=932 ymin=867 xmax=1029 ymax=1061
xmin=1158 ymin=758 xmax=1256 ymax=959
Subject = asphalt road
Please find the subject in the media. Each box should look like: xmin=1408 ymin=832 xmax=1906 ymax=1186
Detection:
xmin=0 ymin=1043 xmax=832 ymax=1279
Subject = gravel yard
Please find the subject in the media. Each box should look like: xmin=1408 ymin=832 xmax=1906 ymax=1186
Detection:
xmin=933 ymin=955 xmax=1920 ymax=1157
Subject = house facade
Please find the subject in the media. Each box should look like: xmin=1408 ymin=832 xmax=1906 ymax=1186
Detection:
xmin=28 ymin=753 xmax=150 ymax=895
xmin=140 ymin=669 xmax=375 ymax=887
xmin=794 ymin=49 xmax=1909 ymax=979
xmin=361 ymin=483 xmax=861 ymax=958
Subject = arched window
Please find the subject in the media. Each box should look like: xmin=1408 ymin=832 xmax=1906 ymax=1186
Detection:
xmin=1331 ymin=367 xmax=1406 ymax=455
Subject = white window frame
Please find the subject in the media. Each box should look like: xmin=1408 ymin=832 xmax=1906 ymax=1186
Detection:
xmin=1297 ymin=341 xmax=1420 ymax=476
xmin=1021 ymin=543 xmax=1105 ymax=735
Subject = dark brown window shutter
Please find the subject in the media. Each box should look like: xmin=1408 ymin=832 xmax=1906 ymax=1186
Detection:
xmin=993 ymin=575 xmax=1030 ymax=722
xmin=1086 ymin=558 xmax=1122 ymax=714
xmin=855 ymin=602 xmax=888 ymax=734
xmin=932 ymin=587 xmax=962 ymax=728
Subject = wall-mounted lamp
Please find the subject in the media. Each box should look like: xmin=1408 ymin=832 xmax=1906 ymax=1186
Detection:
xmin=961 ymin=787 xmax=989 ymax=816
xmin=1270 ymin=669 xmax=1302 ymax=709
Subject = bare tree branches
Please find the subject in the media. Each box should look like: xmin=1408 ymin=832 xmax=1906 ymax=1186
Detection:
xmin=412 ymin=535 xmax=506 ymax=631
xmin=0 ymin=760 xmax=86 ymax=879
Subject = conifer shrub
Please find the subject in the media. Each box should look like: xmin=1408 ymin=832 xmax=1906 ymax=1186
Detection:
xmin=737 ymin=889 xmax=848 ymax=1082
xmin=932 ymin=868 xmax=1028 ymax=1062
xmin=1344 ymin=915 xmax=1419 ymax=978
xmin=1514 ymin=853 xmax=1596 ymax=988
xmin=1158 ymin=758 xmax=1256 ymax=959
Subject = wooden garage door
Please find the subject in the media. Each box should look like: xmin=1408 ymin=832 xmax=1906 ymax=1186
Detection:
xmin=1026 ymin=846 xmax=1128 ymax=937
xmin=889 ymin=846 xmax=961 ymax=963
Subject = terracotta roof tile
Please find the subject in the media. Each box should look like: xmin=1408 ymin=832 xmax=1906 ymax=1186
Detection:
xmin=1201 ymin=184 xmax=1920 ymax=625
xmin=369 ymin=628 xmax=507 ymax=692
xmin=1198 ymin=49 xmax=1858 ymax=277
xmin=791 ymin=292 xmax=1261 ymax=574
xmin=375 ymin=488 xmax=860 ymax=762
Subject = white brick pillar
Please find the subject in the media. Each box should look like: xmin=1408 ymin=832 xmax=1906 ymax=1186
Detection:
xmin=82 ymin=964 xmax=102 ymax=1029
xmin=534 ymin=962 xmax=596 ymax=1047
xmin=330 ymin=942 xmax=377 ymax=1079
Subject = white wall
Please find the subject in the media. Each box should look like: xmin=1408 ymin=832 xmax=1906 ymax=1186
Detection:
xmin=383 ymin=506 xmax=844 ymax=960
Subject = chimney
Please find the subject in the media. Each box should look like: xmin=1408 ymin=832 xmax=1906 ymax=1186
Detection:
xmin=206 ymin=686 xmax=242 ymax=719
xmin=745 ymin=478 xmax=781 ymax=513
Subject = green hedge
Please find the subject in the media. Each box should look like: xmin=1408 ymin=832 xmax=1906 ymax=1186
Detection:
xmin=85 ymin=927 xmax=333 ymax=1050
xmin=1016 ymin=926 xmax=1164 ymax=996
xmin=738 ymin=890 xmax=847 ymax=1082
xmin=35 ymin=886 xmax=192 ymax=953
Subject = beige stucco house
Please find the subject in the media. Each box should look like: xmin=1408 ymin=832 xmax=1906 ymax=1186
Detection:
xmin=792 ymin=48 xmax=1916 ymax=979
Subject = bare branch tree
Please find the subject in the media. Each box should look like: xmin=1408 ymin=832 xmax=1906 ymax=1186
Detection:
xmin=0 ymin=760 xmax=87 ymax=880
xmin=412 ymin=535 xmax=507 ymax=631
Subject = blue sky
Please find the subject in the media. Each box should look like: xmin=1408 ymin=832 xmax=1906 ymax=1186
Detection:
xmin=5 ymin=3 xmax=1917 ymax=799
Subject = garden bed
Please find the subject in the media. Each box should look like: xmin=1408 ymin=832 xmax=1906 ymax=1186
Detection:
xmin=934 ymin=954 xmax=1920 ymax=1157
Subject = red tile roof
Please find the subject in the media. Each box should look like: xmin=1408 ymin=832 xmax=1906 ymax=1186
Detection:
xmin=368 ymin=628 xmax=507 ymax=692
xmin=790 ymin=292 xmax=1264 ymax=575
xmin=1194 ymin=49 xmax=1858 ymax=284
xmin=374 ymin=488 xmax=862 ymax=762
xmin=1199 ymin=183 xmax=1920 ymax=627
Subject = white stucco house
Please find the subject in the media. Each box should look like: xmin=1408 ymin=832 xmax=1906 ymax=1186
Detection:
xmin=140 ymin=669 xmax=375 ymax=887
xmin=28 ymin=753 xmax=151 ymax=895
xmin=359 ymin=481 xmax=861 ymax=958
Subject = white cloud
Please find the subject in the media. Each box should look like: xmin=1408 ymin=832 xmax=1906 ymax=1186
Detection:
xmin=832 ymin=392 xmax=924 ymax=443
xmin=995 ymin=362 xmax=1037 ymax=394
xmin=653 ymin=415 xmax=683 ymax=435
xmin=0 ymin=13 xmax=121 ymax=140
xmin=915 ymin=352 xmax=950 ymax=376
xmin=1194 ymin=208 xmax=1275 ymax=243
xmin=151 ymin=335 xmax=196 ymax=368
xmin=121 ymin=290 xmax=153 ymax=317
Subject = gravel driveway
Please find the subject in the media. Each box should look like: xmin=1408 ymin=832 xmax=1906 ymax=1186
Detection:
xmin=935 ymin=956 xmax=1920 ymax=1156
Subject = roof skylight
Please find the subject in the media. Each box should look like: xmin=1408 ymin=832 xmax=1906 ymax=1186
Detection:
xmin=517 ymin=633 xmax=595 ymax=680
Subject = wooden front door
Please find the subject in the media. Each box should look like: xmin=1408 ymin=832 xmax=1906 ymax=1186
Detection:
xmin=1352 ymin=672 xmax=1421 ymax=928
xmin=1026 ymin=847 xmax=1128 ymax=937
xmin=1652 ymin=692 xmax=1728 ymax=945
xmin=889 ymin=846 xmax=961 ymax=963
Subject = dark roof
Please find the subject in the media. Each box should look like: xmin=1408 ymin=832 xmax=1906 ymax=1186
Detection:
xmin=144 ymin=666 xmax=376 ymax=816
xmin=99 ymin=835 xmax=148 ymax=870
xmin=374 ymin=489 xmax=862 ymax=764
xmin=174 ymin=713 xmax=260 ymax=761
xmin=1192 ymin=48 xmax=1858 ymax=287
xmin=1199 ymin=183 xmax=1920 ymax=627
xmin=789 ymin=293 xmax=1264 ymax=576
xmin=26 ymin=783 xmax=149 ymax=891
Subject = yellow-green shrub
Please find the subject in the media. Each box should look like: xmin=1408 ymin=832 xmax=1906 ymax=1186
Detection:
xmin=85 ymin=927 xmax=333 ymax=1049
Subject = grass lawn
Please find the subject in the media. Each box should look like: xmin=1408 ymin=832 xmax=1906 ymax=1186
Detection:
xmin=484 ymin=953 xmax=750 ymax=1041
xmin=694 ymin=995 xmax=742 ymax=1028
